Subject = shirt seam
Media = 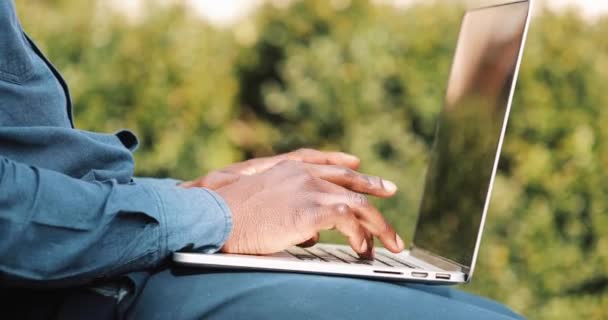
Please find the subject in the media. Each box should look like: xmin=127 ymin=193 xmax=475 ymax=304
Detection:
xmin=141 ymin=184 xmax=168 ymax=261
xmin=0 ymin=68 xmax=34 ymax=84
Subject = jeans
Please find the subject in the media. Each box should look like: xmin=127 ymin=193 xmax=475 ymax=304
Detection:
xmin=123 ymin=268 xmax=524 ymax=320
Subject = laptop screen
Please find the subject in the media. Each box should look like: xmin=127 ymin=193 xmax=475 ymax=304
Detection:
xmin=412 ymin=1 xmax=530 ymax=268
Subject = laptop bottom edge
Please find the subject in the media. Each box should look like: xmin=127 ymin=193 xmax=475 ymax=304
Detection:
xmin=173 ymin=244 xmax=467 ymax=285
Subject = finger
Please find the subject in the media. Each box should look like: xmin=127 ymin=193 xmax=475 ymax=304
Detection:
xmin=286 ymin=148 xmax=360 ymax=169
xmin=181 ymin=171 xmax=240 ymax=190
xmin=315 ymin=204 xmax=368 ymax=254
xmin=297 ymin=233 xmax=320 ymax=248
xmin=227 ymin=149 xmax=360 ymax=176
xmin=203 ymin=172 xmax=242 ymax=189
xmin=224 ymin=158 xmax=275 ymax=175
xmin=303 ymin=163 xmax=397 ymax=198
xmin=316 ymin=190 xmax=404 ymax=253
xmin=345 ymin=192 xmax=404 ymax=253
xmin=358 ymin=231 xmax=374 ymax=260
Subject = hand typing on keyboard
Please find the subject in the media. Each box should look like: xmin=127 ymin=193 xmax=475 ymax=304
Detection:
xmin=190 ymin=149 xmax=405 ymax=258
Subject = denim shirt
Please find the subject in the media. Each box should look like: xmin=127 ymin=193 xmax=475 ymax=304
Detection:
xmin=0 ymin=0 xmax=232 ymax=288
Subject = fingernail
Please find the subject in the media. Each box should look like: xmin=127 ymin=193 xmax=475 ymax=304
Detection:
xmin=360 ymin=239 xmax=368 ymax=253
xmin=345 ymin=154 xmax=360 ymax=163
xmin=383 ymin=180 xmax=397 ymax=193
xmin=395 ymin=234 xmax=404 ymax=251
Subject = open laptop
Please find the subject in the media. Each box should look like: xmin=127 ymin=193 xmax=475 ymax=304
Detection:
xmin=173 ymin=0 xmax=532 ymax=285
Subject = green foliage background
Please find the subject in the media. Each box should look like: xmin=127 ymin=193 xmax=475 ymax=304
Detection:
xmin=17 ymin=0 xmax=608 ymax=318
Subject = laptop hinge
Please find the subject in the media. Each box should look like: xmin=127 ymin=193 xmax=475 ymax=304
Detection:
xmin=410 ymin=246 xmax=470 ymax=274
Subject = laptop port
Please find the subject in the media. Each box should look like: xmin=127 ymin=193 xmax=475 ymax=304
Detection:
xmin=411 ymin=272 xmax=428 ymax=278
xmin=373 ymin=270 xmax=403 ymax=275
xmin=435 ymin=273 xmax=451 ymax=280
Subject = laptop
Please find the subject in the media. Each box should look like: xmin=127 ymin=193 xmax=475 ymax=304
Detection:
xmin=173 ymin=0 xmax=533 ymax=285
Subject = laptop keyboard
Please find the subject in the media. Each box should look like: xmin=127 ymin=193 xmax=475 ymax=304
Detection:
xmin=285 ymin=246 xmax=419 ymax=269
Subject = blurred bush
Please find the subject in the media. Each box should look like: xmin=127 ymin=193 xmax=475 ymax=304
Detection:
xmin=18 ymin=0 xmax=608 ymax=318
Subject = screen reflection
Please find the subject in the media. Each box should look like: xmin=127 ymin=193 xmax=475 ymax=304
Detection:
xmin=412 ymin=1 xmax=529 ymax=267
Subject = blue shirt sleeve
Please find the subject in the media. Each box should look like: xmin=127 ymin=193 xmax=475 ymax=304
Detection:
xmin=133 ymin=176 xmax=183 ymax=188
xmin=0 ymin=156 xmax=232 ymax=287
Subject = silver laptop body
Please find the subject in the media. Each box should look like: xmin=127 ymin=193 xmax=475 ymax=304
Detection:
xmin=173 ymin=0 xmax=533 ymax=285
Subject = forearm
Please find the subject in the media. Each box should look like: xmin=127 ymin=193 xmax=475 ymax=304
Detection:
xmin=0 ymin=156 xmax=231 ymax=288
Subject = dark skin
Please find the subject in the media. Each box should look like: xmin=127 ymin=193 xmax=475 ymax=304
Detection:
xmin=181 ymin=148 xmax=404 ymax=259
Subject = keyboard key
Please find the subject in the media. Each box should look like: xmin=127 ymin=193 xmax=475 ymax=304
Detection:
xmin=376 ymin=252 xmax=418 ymax=269
xmin=286 ymin=247 xmax=318 ymax=260
xmin=332 ymin=248 xmax=392 ymax=267
xmin=286 ymin=245 xmax=417 ymax=268
xmin=304 ymin=247 xmax=348 ymax=263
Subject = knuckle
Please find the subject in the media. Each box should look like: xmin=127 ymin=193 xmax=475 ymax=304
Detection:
xmin=357 ymin=174 xmax=374 ymax=189
xmin=293 ymin=175 xmax=317 ymax=192
xmin=341 ymin=168 xmax=359 ymax=189
xmin=342 ymin=167 xmax=357 ymax=179
xmin=303 ymin=177 xmax=318 ymax=190
xmin=331 ymin=204 xmax=359 ymax=231
xmin=370 ymin=176 xmax=382 ymax=189
xmin=298 ymin=170 xmax=316 ymax=184
xmin=333 ymin=203 xmax=351 ymax=216
xmin=350 ymin=193 xmax=369 ymax=207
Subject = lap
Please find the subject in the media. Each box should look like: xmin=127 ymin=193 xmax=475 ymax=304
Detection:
xmin=125 ymin=268 xmax=523 ymax=320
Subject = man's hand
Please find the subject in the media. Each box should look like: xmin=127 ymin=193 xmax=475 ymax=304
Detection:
xmin=214 ymin=159 xmax=404 ymax=257
xmin=180 ymin=148 xmax=361 ymax=190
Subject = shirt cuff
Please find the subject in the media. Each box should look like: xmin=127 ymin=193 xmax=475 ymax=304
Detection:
xmin=143 ymin=185 xmax=233 ymax=258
